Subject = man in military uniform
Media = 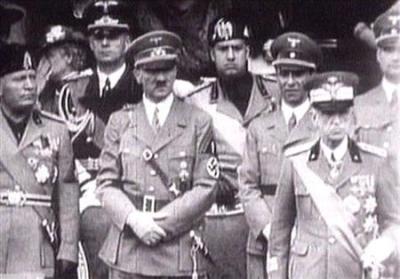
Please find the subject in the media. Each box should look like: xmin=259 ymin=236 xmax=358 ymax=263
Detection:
xmin=268 ymin=71 xmax=400 ymax=279
xmin=186 ymin=15 xmax=278 ymax=279
xmin=238 ymin=32 xmax=322 ymax=279
xmin=96 ymin=30 xmax=218 ymax=279
xmin=0 ymin=44 xmax=79 ymax=278
xmin=78 ymin=2 xmax=142 ymax=278
xmin=355 ymin=10 xmax=400 ymax=159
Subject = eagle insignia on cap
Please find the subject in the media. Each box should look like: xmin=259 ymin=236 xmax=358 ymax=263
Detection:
xmin=149 ymin=36 xmax=163 ymax=45
xmin=150 ymin=47 xmax=167 ymax=57
xmin=388 ymin=15 xmax=400 ymax=26
xmin=23 ymin=52 xmax=33 ymax=70
xmin=288 ymin=37 xmax=301 ymax=48
xmin=213 ymin=19 xmax=233 ymax=41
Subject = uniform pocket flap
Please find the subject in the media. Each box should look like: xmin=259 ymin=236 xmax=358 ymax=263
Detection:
xmin=291 ymin=241 xmax=309 ymax=256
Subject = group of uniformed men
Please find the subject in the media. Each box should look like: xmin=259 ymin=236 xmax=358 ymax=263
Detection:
xmin=0 ymin=1 xmax=399 ymax=279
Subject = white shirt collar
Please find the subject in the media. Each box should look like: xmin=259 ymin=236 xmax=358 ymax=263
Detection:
xmin=382 ymin=77 xmax=400 ymax=103
xmin=281 ymin=99 xmax=310 ymax=125
xmin=143 ymin=93 xmax=174 ymax=128
xmin=320 ymin=136 xmax=348 ymax=164
xmin=97 ymin=63 xmax=126 ymax=94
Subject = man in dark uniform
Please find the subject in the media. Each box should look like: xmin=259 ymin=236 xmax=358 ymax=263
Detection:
xmin=96 ymin=30 xmax=218 ymax=279
xmin=238 ymin=32 xmax=322 ymax=279
xmin=0 ymin=44 xmax=79 ymax=278
xmin=268 ymin=71 xmax=400 ymax=279
xmin=186 ymin=15 xmax=278 ymax=279
xmin=78 ymin=1 xmax=142 ymax=279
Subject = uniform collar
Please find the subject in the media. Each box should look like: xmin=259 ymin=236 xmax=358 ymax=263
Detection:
xmin=382 ymin=77 xmax=400 ymax=103
xmin=143 ymin=93 xmax=174 ymax=128
xmin=281 ymin=99 xmax=310 ymax=125
xmin=320 ymin=136 xmax=348 ymax=164
xmin=97 ymin=63 xmax=126 ymax=93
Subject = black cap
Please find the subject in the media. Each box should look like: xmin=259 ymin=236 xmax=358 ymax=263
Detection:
xmin=271 ymin=32 xmax=322 ymax=70
xmin=305 ymin=71 xmax=359 ymax=114
xmin=0 ymin=4 xmax=24 ymax=26
xmin=0 ymin=44 xmax=36 ymax=77
xmin=207 ymin=15 xmax=251 ymax=47
xmin=84 ymin=0 xmax=131 ymax=31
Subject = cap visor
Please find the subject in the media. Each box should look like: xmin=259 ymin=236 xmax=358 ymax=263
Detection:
xmin=273 ymin=58 xmax=316 ymax=69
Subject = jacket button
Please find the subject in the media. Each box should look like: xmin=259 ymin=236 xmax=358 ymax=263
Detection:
xmin=383 ymin=142 xmax=389 ymax=149
xmin=328 ymin=236 xmax=336 ymax=244
xmin=148 ymin=186 xmax=155 ymax=192
xmin=387 ymin=126 xmax=392 ymax=132
xmin=150 ymin=170 xmax=156 ymax=176
xmin=153 ymin=153 xmax=159 ymax=159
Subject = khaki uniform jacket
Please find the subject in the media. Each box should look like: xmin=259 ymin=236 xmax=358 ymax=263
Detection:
xmin=238 ymin=108 xmax=316 ymax=256
xmin=96 ymin=97 xmax=218 ymax=276
xmin=0 ymin=110 xmax=79 ymax=276
xmin=268 ymin=139 xmax=400 ymax=279
xmin=187 ymin=75 xmax=279 ymax=201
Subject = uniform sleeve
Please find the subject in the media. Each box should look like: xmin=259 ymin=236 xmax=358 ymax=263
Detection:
xmin=238 ymin=127 xmax=271 ymax=240
xmin=156 ymin=114 xmax=218 ymax=238
xmin=96 ymin=113 xmax=137 ymax=231
xmin=268 ymin=158 xmax=296 ymax=279
xmin=56 ymin=126 xmax=80 ymax=263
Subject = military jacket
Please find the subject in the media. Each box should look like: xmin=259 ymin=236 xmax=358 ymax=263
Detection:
xmin=0 ymin=110 xmax=79 ymax=276
xmin=96 ymin=97 xmax=218 ymax=276
xmin=187 ymin=75 xmax=278 ymax=205
xmin=239 ymin=107 xmax=316 ymax=256
xmin=268 ymin=139 xmax=400 ymax=279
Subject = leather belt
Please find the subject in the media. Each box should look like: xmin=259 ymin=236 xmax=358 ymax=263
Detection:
xmin=78 ymin=157 xmax=99 ymax=172
xmin=260 ymin=184 xmax=277 ymax=196
xmin=127 ymin=193 xmax=170 ymax=213
xmin=0 ymin=191 xmax=51 ymax=207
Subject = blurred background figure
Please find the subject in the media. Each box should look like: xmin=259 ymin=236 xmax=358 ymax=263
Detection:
xmin=0 ymin=2 xmax=24 ymax=46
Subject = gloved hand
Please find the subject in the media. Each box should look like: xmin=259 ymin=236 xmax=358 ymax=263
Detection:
xmin=56 ymin=259 xmax=78 ymax=278
xmin=127 ymin=210 xmax=167 ymax=246
xmin=215 ymin=177 xmax=237 ymax=207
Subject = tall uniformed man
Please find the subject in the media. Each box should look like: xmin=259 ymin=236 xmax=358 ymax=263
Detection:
xmin=238 ymin=32 xmax=322 ymax=279
xmin=268 ymin=71 xmax=400 ymax=279
xmin=0 ymin=44 xmax=79 ymax=278
xmin=355 ymin=10 xmax=400 ymax=159
xmin=96 ymin=30 xmax=218 ymax=279
xmin=78 ymin=2 xmax=142 ymax=278
xmin=186 ymin=15 xmax=278 ymax=279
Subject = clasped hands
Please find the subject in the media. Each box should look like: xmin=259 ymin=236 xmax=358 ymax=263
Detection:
xmin=127 ymin=210 xmax=167 ymax=246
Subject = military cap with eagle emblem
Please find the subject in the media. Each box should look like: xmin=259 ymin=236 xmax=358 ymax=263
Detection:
xmin=207 ymin=15 xmax=251 ymax=47
xmin=271 ymin=32 xmax=322 ymax=70
xmin=127 ymin=30 xmax=182 ymax=70
xmin=373 ymin=9 xmax=400 ymax=47
xmin=305 ymin=71 xmax=359 ymax=114
xmin=83 ymin=0 xmax=131 ymax=31
xmin=0 ymin=44 xmax=36 ymax=77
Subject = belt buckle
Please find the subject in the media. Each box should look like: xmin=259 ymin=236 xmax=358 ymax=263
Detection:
xmin=142 ymin=148 xmax=153 ymax=162
xmin=143 ymin=195 xmax=155 ymax=213
xmin=6 ymin=189 xmax=26 ymax=206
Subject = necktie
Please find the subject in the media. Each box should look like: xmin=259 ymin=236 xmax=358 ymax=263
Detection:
xmin=288 ymin=113 xmax=297 ymax=131
xmin=152 ymin=107 xmax=161 ymax=132
xmin=329 ymin=152 xmax=342 ymax=178
xmin=391 ymin=89 xmax=398 ymax=109
xmin=101 ymin=78 xmax=111 ymax=97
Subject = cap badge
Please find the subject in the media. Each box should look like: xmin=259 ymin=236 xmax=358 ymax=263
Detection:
xmin=213 ymin=19 xmax=233 ymax=40
xmin=289 ymin=52 xmax=296 ymax=58
xmin=288 ymin=37 xmax=301 ymax=48
xmin=96 ymin=0 xmax=118 ymax=14
xmin=23 ymin=52 xmax=33 ymax=70
xmin=46 ymin=26 xmax=66 ymax=43
xmin=150 ymin=47 xmax=167 ymax=57
xmin=95 ymin=15 xmax=119 ymax=26
xmin=149 ymin=36 xmax=163 ymax=45
xmin=388 ymin=15 xmax=400 ymax=26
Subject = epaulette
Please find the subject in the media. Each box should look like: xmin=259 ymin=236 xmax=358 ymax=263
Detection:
xmin=284 ymin=138 xmax=318 ymax=158
xmin=63 ymin=68 xmax=93 ymax=82
xmin=39 ymin=110 xmax=65 ymax=123
xmin=122 ymin=103 xmax=136 ymax=111
xmin=186 ymin=77 xmax=216 ymax=97
xmin=357 ymin=142 xmax=388 ymax=158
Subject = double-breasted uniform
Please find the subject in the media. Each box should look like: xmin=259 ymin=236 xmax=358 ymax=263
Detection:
xmin=187 ymin=74 xmax=278 ymax=278
xmin=268 ymin=139 xmax=400 ymax=279
xmin=0 ymin=110 xmax=79 ymax=278
xmin=238 ymin=107 xmax=316 ymax=279
xmin=96 ymin=97 xmax=218 ymax=277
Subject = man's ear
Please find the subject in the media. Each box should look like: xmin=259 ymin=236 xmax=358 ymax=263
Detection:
xmin=89 ymin=37 xmax=95 ymax=52
xmin=210 ymin=48 xmax=216 ymax=63
xmin=0 ymin=78 xmax=3 ymax=97
xmin=133 ymin=68 xmax=142 ymax=84
xmin=123 ymin=34 xmax=132 ymax=52
xmin=245 ymin=45 xmax=250 ymax=60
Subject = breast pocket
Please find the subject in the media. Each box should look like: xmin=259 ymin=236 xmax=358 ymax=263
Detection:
xmin=259 ymin=142 xmax=282 ymax=185
xmin=168 ymin=146 xmax=195 ymax=186
xmin=119 ymin=144 xmax=144 ymax=184
xmin=294 ymin=181 xmax=314 ymax=220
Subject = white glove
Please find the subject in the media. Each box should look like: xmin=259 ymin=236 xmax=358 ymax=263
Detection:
xmin=127 ymin=211 xmax=167 ymax=246
xmin=361 ymin=237 xmax=395 ymax=269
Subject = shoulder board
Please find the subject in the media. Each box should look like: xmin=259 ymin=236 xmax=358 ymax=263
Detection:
xmin=62 ymin=68 xmax=94 ymax=82
xmin=187 ymin=77 xmax=216 ymax=97
xmin=357 ymin=142 xmax=387 ymax=158
xmin=259 ymin=73 xmax=277 ymax=82
xmin=284 ymin=138 xmax=318 ymax=158
xmin=123 ymin=103 xmax=136 ymax=111
xmin=39 ymin=110 xmax=65 ymax=123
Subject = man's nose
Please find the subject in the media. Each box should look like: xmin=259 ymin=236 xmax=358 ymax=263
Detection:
xmin=227 ymin=47 xmax=235 ymax=60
